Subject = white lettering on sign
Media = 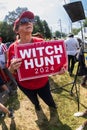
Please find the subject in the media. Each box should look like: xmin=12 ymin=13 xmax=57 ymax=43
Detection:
xmin=19 ymin=49 xmax=31 ymax=58
xmin=45 ymin=46 xmax=54 ymax=55
xmin=54 ymin=45 xmax=63 ymax=54
xmin=36 ymin=47 xmax=44 ymax=56
xmin=19 ymin=45 xmax=63 ymax=69
xmin=24 ymin=59 xmax=34 ymax=69
xmin=19 ymin=45 xmax=63 ymax=58
xmin=24 ymin=55 xmax=62 ymax=69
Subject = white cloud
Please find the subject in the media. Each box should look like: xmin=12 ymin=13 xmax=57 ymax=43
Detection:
xmin=0 ymin=0 xmax=70 ymax=32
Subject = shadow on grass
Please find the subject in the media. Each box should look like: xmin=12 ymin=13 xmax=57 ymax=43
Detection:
xmin=6 ymin=91 xmax=20 ymax=111
xmin=0 ymin=91 xmax=20 ymax=129
xmin=49 ymin=70 xmax=82 ymax=95
xmin=49 ymin=76 xmax=77 ymax=96
xmin=35 ymin=107 xmax=72 ymax=130
xmin=49 ymin=76 xmax=87 ymax=111
xmin=49 ymin=77 xmax=64 ymax=94
xmin=59 ymin=91 xmax=87 ymax=110
xmin=10 ymin=118 xmax=16 ymax=130
xmin=0 ymin=118 xmax=16 ymax=130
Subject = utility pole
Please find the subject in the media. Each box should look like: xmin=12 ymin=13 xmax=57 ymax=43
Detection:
xmin=58 ymin=19 xmax=62 ymax=38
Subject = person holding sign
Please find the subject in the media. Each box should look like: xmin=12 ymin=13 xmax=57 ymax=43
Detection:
xmin=7 ymin=11 xmax=58 ymax=111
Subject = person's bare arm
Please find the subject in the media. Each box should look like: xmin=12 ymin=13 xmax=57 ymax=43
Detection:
xmin=8 ymin=58 xmax=22 ymax=74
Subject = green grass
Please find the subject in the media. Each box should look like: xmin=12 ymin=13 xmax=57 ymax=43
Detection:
xmin=0 ymin=62 xmax=87 ymax=130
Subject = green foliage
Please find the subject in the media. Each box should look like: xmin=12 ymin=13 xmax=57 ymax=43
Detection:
xmin=71 ymin=28 xmax=81 ymax=35
xmin=4 ymin=7 xmax=28 ymax=24
xmin=0 ymin=22 xmax=15 ymax=42
xmin=0 ymin=6 xmax=67 ymax=42
xmin=33 ymin=16 xmax=44 ymax=35
xmin=54 ymin=31 xmax=66 ymax=38
xmin=0 ymin=7 xmax=66 ymax=42
xmin=83 ymin=17 xmax=87 ymax=27
xmin=0 ymin=7 xmax=29 ymax=42
xmin=42 ymin=20 xmax=52 ymax=39
xmin=0 ymin=65 xmax=87 ymax=130
xmin=33 ymin=16 xmax=52 ymax=39
xmin=55 ymin=31 xmax=61 ymax=38
xmin=1 ymin=58 xmax=87 ymax=130
xmin=0 ymin=7 xmax=52 ymax=42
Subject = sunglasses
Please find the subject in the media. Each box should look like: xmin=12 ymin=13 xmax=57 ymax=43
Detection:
xmin=19 ymin=18 xmax=35 ymax=24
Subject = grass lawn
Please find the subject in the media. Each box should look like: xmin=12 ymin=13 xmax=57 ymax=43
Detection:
xmin=0 ymin=62 xmax=87 ymax=130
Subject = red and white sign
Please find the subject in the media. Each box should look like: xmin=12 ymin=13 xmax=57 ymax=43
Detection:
xmin=15 ymin=40 xmax=68 ymax=81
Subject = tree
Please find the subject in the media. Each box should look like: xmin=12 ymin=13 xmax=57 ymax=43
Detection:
xmin=55 ymin=31 xmax=61 ymax=38
xmin=0 ymin=7 xmax=52 ymax=41
xmin=42 ymin=20 xmax=52 ymax=39
xmin=71 ymin=28 xmax=81 ymax=35
xmin=33 ymin=16 xmax=52 ymax=39
xmin=54 ymin=31 xmax=66 ymax=38
xmin=0 ymin=22 xmax=15 ymax=42
xmin=4 ymin=7 xmax=28 ymax=24
xmin=83 ymin=18 xmax=87 ymax=27
xmin=33 ymin=16 xmax=44 ymax=35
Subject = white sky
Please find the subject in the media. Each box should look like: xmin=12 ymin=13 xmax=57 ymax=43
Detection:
xmin=0 ymin=0 xmax=72 ymax=33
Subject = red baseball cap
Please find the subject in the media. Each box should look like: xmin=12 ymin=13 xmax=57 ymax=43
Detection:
xmin=13 ymin=11 xmax=35 ymax=31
